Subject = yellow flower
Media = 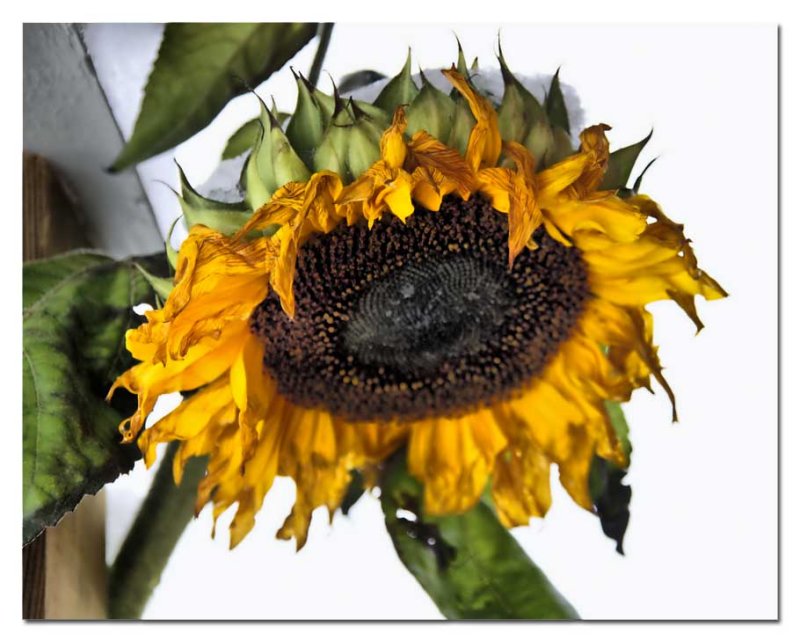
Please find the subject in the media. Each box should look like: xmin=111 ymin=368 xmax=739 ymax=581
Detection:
xmin=109 ymin=63 xmax=725 ymax=551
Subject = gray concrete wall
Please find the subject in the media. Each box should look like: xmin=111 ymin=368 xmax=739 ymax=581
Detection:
xmin=23 ymin=24 xmax=163 ymax=258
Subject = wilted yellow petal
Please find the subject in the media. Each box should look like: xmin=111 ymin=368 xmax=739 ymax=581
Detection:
xmin=442 ymin=66 xmax=501 ymax=171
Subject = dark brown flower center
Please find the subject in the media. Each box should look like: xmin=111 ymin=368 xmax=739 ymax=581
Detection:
xmin=250 ymin=195 xmax=590 ymax=422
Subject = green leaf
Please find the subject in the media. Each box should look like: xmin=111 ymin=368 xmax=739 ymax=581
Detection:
xmin=177 ymin=163 xmax=251 ymax=235
xmin=222 ymin=118 xmax=260 ymax=161
xmin=545 ymin=69 xmax=570 ymax=135
xmin=338 ymin=69 xmax=386 ymax=95
xmin=23 ymin=251 xmax=167 ymax=544
xmin=599 ymin=130 xmax=653 ymax=191
xmin=374 ymin=49 xmax=420 ymax=113
xmin=111 ymin=23 xmax=317 ymax=171
xmin=381 ymin=453 xmax=579 ymax=619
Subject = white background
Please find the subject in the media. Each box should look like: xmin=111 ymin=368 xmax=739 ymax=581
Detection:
xmin=81 ymin=23 xmax=779 ymax=620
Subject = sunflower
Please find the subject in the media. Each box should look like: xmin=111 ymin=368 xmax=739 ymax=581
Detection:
xmin=108 ymin=52 xmax=725 ymax=551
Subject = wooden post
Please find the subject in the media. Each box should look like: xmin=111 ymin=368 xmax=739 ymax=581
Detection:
xmin=22 ymin=152 xmax=108 ymax=619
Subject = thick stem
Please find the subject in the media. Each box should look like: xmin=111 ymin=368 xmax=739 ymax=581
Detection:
xmin=107 ymin=443 xmax=206 ymax=619
xmin=307 ymin=23 xmax=334 ymax=89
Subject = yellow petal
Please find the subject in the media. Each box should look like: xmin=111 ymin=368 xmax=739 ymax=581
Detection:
xmin=381 ymin=106 xmax=408 ymax=169
xmin=491 ymin=445 xmax=552 ymax=528
xmin=137 ymin=377 xmax=235 ymax=472
xmin=407 ymin=130 xmax=477 ymax=199
xmin=442 ymin=66 xmax=501 ymax=171
xmin=108 ymin=323 xmax=248 ymax=442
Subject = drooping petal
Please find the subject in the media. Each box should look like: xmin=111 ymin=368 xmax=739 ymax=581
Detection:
xmin=442 ymin=66 xmax=502 ymax=171
xmin=338 ymin=160 xmax=415 ymax=227
xmin=407 ymin=130 xmax=477 ymax=200
xmin=491 ymin=446 xmax=553 ymax=528
xmin=503 ymin=142 xmax=545 ymax=266
xmin=381 ymin=106 xmax=408 ymax=169
xmin=136 ymin=376 xmax=236 ymax=472
xmin=108 ymin=323 xmax=248 ymax=441
xmin=408 ymin=410 xmax=506 ymax=515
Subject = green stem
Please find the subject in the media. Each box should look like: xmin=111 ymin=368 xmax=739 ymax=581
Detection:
xmin=107 ymin=443 xmax=206 ymax=619
xmin=380 ymin=451 xmax=578 ymax=619
xmin=307 ymin=23 xmax=334 ymax=89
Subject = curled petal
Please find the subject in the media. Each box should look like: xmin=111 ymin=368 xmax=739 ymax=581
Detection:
xmin=407 ymin=130 xmax=477 ymax=199
xmin=338 ymin=161 xmax=414 ymax=227
xmin=381 ymin=107 xmax=408 ymax=169
xmin=442 ymin=66 xmax=502 ymax=171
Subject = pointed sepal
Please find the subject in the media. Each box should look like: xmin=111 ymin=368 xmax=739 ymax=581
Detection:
xmin=599 ymin=130 xmax=654 ymax=191
xmin=286 ymin=71 xmax=327 ymax=168
xmin=406 ymin=69 xmax=456 ymax=140
xmin=134 ymin=262 xmax=174 ymax=301
xmin=455 ymin=38 xmax=469 ymax=77
xmin=522 ymin=120 xmax=555 ymax=167
xmin=242 ymin=123 xmax=270 ymax=210
xmin=176 ymin=163 xmax=251 ymax=235
xmin=165 ymin=217 xmax=181 ymax=270
xmin=268 ymin=111 xmax=311 ymax=187
xmin=346 ymin=103 xmax=383 ymax=178
xmin=448 ymin=97 xmax=477 ymax=158
xmin=543 ymin=126 xmax=574 ymax=167
xmin=545 ymin=69 xmax=570 ymax=135
xmin=313 ymin=103 xmax=356 ymax=181
xmin=497 ymin=44 xmax=548 ymax=145
xmin=375 ymin=49 xmax=420 ymax=113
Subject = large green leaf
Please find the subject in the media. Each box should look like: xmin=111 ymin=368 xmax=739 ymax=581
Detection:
xmin=111 ymin=23 xmax=317 ymax=171
xmin=22 ymin=251 xmax=166 ymax=544
xmin=381 ymin=453 xmax=578 ymax=619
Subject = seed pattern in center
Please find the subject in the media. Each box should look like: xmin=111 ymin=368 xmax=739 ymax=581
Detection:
xmin=250 ymin=195 xmax=590 ymax=422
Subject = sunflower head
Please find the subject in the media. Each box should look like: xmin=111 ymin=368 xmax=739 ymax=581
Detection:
xmin=109 ymin=45 xmax=726 ymax=551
